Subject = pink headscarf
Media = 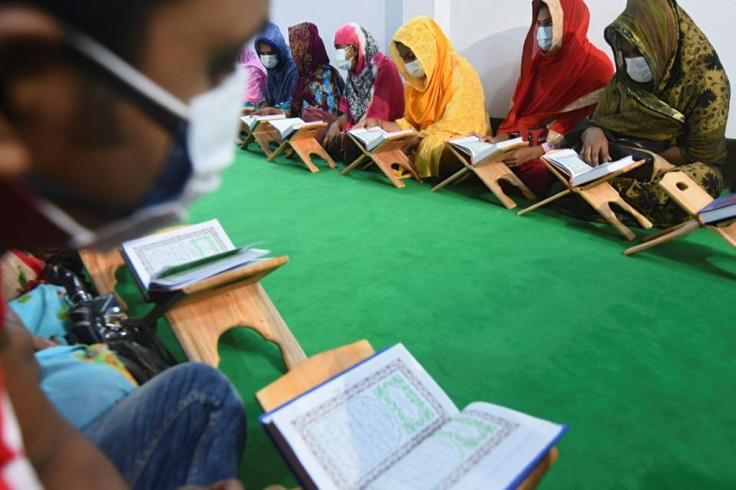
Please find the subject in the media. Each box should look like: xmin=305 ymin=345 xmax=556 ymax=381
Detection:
xmin=238 ymin=45 xmax=267 ymax=105
xmin=334 ymin=23 xmax=376 ymax=75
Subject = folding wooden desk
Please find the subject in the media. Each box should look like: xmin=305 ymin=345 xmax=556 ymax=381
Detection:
xmin=342 ymin=131 xmax=422 ymax=189
xmin=624 ymin=171 xmax=736 ymax=256
xmin=518 ymin=152 xmax=653 ymax=241
xmin=432 ymin=143 xmax=536 ymax=210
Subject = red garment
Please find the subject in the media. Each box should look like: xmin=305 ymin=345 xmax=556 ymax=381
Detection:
xmin=498 ymin=0 xmax=614 ymax=196
xmin=337 ymin=53 xmax=405 ymax=130
xmin=498 ymin=0 xmax=614 ymax=138
xmin=334 ymin=24 xmax=405 ymax=130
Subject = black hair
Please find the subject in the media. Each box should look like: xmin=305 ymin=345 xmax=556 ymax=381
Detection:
xmin=18 ymin=0 xmax=173 ymax=60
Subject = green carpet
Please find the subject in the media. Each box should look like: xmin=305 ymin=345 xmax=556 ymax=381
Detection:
xmin=121 ymin=148 xmax=736 ymax=489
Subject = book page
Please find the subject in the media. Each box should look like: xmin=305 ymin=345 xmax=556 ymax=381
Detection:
xmin=349 ymin=128 xmax=388 ymax=150
xmin=121 ymin=219 xmax=234 ymax=288
xmin=544 ymin=150 xmax=591 ymax=178
xmin=262 ymin=344 xmax=458 ymax=489
xmin=571 ymin=155 xmax=635 ymax=187
xmin=241 ymin=114 xmax=286 ymax=130
xmin=447 ymin=136 xmax=488 ymax=159
xmin=148 ymin=247 xmax=270 ymax=291
xmin=368 ymin=402 xmax=566 ymax=490
xmin=496 ymin=137 xmax=526 ymax=151
xmin=269 ymin=117 xmax=306 ymax=138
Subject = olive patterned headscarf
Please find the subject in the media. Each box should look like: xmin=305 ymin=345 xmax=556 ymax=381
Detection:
xmin=589 ymin=0 xmax=730 ymax=165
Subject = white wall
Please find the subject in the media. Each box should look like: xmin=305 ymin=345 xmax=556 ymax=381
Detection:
xmin=266 ymin=0 xmax=388 ymax=72
xmin=269 ymin=0 xmax=736 ymax=137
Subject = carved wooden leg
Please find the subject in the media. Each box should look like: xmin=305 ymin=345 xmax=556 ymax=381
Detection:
xmin=474 ymin=163 xmax=537 ymax=209
xmin=291 ymin=139 xmax=337 ymax=171
xmin=624 ymin=220 xmax=701 ymax=256
xmin=712 ymin=222 xmax=736 ymax=249
xmin=165 ymin=282 xmax=307 ymax=370
xmin=431 ymin=167 xmax=469 ymax=193
xmin=517 ymin=189 xmax=571 ymax=217
xmin=371 ymin=150 xmax=422 ymax=189
xmin=286 ymin=141 xmax=320 ymax=173
xmin=341 ymin=153 xmax=371 ymax=176
xmin=579 ymin=184 xmax=652 ymax=241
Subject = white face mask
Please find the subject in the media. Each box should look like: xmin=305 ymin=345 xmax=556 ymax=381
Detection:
xmin=405 ymin=59 xmax=425 ymax=78
xmin=335 ymin=48 xmax=354 ymax=71
xmin=625 ymin=56 xmax=653 ymax=84
xmin=537 ymin=26 xmax=553 ymax=52
xmin=260 ymin=54 xmax=278 ymax=69
xmin=20 ymin=30 xmax=244 ymax=251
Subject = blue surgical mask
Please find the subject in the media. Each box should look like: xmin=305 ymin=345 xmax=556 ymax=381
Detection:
xmin=625 ymin=56 xmax=654 ymax=84
xmin=17 ymin=29 xmax=244 ymax=250
xmin=537 ymin=26 xmax=553 ymax=52
xmin=335 ymin=48 xmax=354 ymax=71
xmin=260 ymin=54 xmax=278 ymax=69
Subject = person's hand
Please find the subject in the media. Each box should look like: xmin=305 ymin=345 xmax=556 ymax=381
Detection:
xmin=503 ymin=146 xmax=544 ymax=168
xmin=402 ymin=136 xmax=421 ymax=155
xmin=31 ymin=335 xmax=58 ymax=351
xmin=581 ymin=127 xmax=611 ymax=167
xmin=254 ymin=107 xmax=283 ymax=116
xmin=324 ymin=121 xmax=341 ymax=146
xmin=179 ymin=479 xmax=244 ymax=490
xmin=469 ymin=132 xmax=495 ymax=143
xmin=652 ymin=154 xmax=676 ymax=180
xmin=354 ymin=119 xmax=383 ymax=130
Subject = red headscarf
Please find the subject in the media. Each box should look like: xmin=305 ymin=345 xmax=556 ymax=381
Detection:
xmin=288 ymin=22 xmax=330 ymax=76
xmin=498 ymin=0 xmax=614 ymax=136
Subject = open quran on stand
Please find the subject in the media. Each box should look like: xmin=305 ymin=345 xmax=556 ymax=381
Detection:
xmin=260 ymin=344 xmax=567 ymax=490
xmin=542 ymin=149 xmax=650 ymax=187
xmin=268 ymin=117 xmax=326 ymax=139
xmin=348 ymin=127 xmax=416 ymax=151
xmin=446 ymin=136 xmax=527 ymax=167
xmin=240 ymin=113 xmax=287 ymax=131
xmin=121 ymin=219 xmax=270 ymax=300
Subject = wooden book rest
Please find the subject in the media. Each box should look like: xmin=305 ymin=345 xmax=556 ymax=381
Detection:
xmin=257 ymin=340 xmax=559 ymax=490
xmin=78 ymin=248 xmax=307 ymax=369
xmin=624 ymin=172 xmax=736 ymax=256
xmin=342 ymin=131 xmax=422 ymax=189
xmin=267 ymin=122 xmax=336 ymax=173
xmin=248 ymin=123 xmax=284 ymax=157
xmin=432 ymin=144 xmax=537 ymax=210
xmin=517 ymin=152 xmax=653 ymax=241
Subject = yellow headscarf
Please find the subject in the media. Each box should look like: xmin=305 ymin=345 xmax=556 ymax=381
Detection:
xmin=391 ymin=17 xmax=457 ymax=131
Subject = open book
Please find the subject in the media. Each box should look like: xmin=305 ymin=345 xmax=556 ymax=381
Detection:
xmin=447 ymin=136 xmax=527 ymax=167
xmin=121 ymin=219 xmax=270 ymax=296
xmin=697 ymin=193 xmax=736 ymax=225
xmin=240 ymin=114 xmax=286 ymax=131
xmin=260 ymin=344 xmax=567 ymax=490
xmin=348 ymin=128 xmax=415 ymax=152
xmin=269 ymin=117 xmax=324 ymax=139
xmin=544 ymin=149 xmax=638 ymax=187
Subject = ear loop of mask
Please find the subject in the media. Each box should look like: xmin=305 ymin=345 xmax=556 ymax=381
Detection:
xmin=21 ymin=30 xmax=196 ymax=218
xmin=64 ymin=29 xmax=189 ymax=132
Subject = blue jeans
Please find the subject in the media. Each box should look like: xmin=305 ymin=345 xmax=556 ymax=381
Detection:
xmin=83 ymin=363 xmax=246 ymax=490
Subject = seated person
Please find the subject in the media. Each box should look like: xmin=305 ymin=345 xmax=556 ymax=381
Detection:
xmin=569 ymin=0 xmax=729 ymax=228
xmin=287 ymin=22 xmax=345 ymax=123
xmin=482 ymin=0 xmax=613 ymax=197
xmin=0 ymin=0 xmax=269 ymax=487
xmin=361 ymin=16 xmax=491 ymax=180
xmin=254 ymin=22 xmax=299 ymax=115
xmin=238 ymin=44 xmax=267 ymax=110
xmin=323 ymin=23 xmax=405 ymax=163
